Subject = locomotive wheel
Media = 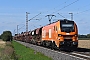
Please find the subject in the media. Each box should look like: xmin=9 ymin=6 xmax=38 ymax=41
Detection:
xmin=51 ymin=42 xmax=55 ymax=50
xmin=42 ymin=41 xmax=46 ymax=47
xmin=50 ymin=42 xmax=58 ymax=50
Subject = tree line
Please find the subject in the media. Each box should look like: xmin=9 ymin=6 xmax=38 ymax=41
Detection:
xmin=78 ymin=34 xmax=90 ymax=38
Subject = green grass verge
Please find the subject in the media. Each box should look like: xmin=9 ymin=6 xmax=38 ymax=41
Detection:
xmin=12 ymin=41 xmax=52 ymax=60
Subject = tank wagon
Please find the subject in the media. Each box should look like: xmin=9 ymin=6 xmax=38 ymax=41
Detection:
xmin=14 ymin=19 xmax=78 ymax=50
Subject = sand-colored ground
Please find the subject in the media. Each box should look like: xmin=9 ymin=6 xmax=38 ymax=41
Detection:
xmin=0 ymin=40 xmax=6 ymax=48
xmin=78 ymin=40 xmax=90 ymax=49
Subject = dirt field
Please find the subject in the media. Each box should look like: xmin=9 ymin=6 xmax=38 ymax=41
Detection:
xmin=78 ymin=40 xmax=90 ymax=49
xmin=0 ymin=40 xmax=16 ymax=60
xmin=0 ymin=40 xmax=6 ymax=48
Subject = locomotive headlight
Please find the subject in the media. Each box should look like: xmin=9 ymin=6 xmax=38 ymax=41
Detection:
xmin=73 ymin=42 xmax=78 ymax=45
xmin=75 ymin=34 xmax=78 ymax=37
xmin=58 ymin=34 xmax=62 ymax=37
xmin=60 ymin=41 xmax=64 ymax=45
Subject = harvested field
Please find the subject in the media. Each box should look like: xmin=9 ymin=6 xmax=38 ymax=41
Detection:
xmin=78 ymin=40 xmax=90 ymax=49
xmin=0 ymin=40 xmax=6 ymax=48
xmin=0 ymin=40 xmax=16 ymax=60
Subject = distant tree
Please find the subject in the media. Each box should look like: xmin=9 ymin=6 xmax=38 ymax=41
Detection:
xmin=78 ymin=34 xmax=81 ymax=38
xmin=0 ymin=35 xmax=1 ymax=39
xmin=1 ymin=31 xmax=12 ymax=41
xmin=78 ymin=34 xmax=87 ymax=38
xmin=87 ymin=34 xmax=90 ymax=38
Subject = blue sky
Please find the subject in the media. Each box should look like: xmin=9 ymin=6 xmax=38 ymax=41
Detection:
xmin=0 ymin=0 xmax=90 ymax=35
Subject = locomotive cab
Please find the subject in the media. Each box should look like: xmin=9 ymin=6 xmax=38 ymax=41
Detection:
xmin=58 ymin=19 xmax=78 ymax=49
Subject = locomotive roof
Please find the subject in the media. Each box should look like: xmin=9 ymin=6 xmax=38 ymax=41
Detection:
xmin=43 ymin=19 xmax=74 ymax=27
xmin=55 ymin=19 xmax=74 ymax=22
xmin=60 ymin=19 xmax=74 ymax=22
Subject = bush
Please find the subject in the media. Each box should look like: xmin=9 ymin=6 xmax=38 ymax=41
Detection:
xmin=1 ymin=31 xmax=12 ymax=41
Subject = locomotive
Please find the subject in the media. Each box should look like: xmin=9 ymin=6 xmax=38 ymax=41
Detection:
xmin=14 ymin=19 xmax=78 ymax=50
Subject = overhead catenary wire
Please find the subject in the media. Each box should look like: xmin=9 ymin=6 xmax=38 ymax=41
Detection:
xmin=77 ymin=4 xmax=90 ymax=10
xmin=74 ymin=3 xmax=90 ymax=14
xmin=53 ymin=0 xmax=70 ymax=10
xmin=26 ymin=12 xmax=42 ymax=32
xmin=18 ymin=25 xmax=25 ymax=30
xmin=58 ymin=13 xmax=66 ymax=19
xmin=40 ymin=0 xmax=79 ymax=21
xmin=39 ymin=0 xmax=71 ymax=20
xmin=76 ymin=8 xmax=90 ymax=14
xmin=29 ymin=13 xmax=42 ymax=21
xmin=41 ymin=0 xmax=70 ymax=14
xmin=52 ymin=0 xmax=79 ymax=14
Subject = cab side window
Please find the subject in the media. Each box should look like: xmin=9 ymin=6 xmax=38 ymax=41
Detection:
xmin=56 ymin=26 xmax=57 ymax=31
xmin=54 ymin=26 xmax=55 ymax=31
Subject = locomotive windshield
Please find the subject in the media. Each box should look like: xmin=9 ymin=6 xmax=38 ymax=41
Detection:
xmin=60 ymin=20 xmax=74 ymax=32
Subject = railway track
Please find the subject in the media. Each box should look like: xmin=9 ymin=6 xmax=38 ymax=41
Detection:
xmin=15 ymin=40 xmax=90 ymax=60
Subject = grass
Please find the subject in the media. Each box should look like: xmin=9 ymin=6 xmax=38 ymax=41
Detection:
xmin=12 ymin=40 xmax=52 ymax=60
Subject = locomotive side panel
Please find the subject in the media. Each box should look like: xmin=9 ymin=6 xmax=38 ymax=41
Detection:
xmin=42 ymin=22 xmax=57 ymax=41
xmin=42 ymin=21 xmax=59 ymax=47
